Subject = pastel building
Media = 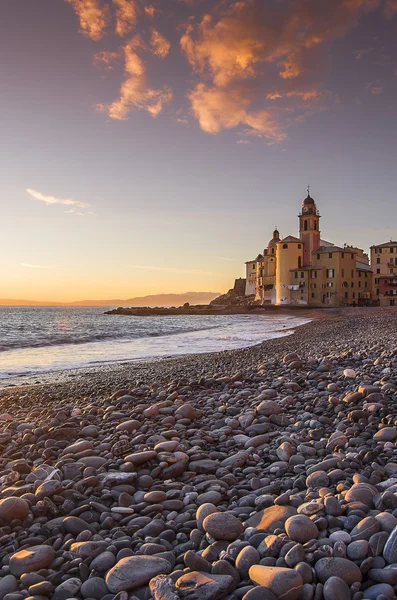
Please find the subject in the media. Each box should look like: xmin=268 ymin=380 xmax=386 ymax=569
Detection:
xmin=245 ymin=192 xmax=373 ymax=307
xmin=371 ymin=241 xmax=397 ymax=306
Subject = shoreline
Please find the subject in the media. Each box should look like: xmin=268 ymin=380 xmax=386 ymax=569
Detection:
xmin=0 ymin=311 xmax=310 ymax=398
xmin=0 ymin=305 xmax=394 ymax=402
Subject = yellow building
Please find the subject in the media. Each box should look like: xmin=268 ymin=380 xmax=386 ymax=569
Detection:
xmin=245 ymin=192 xmax=373 ymax=307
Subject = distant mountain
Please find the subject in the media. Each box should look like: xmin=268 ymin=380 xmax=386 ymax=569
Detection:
xmin=68 ymin=292 xmax=222 ymax=307
xmin=0 ymin=292 xmax=222 ymax=307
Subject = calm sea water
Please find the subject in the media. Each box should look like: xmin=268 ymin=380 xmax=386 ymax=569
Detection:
xmin=0 ymin=306 xmax=310 ymax=380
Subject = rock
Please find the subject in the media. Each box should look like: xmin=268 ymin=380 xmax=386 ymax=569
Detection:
xmin=374 ymin=427 xmax=397 ymax=442
xmin=0 ymin=498 xmax=29 ymax=522
xmin=345 ymin=483 xmax=377 ymax=506
xmin=115 ymin=419 xmax=140 ymax=433
xmin=175 ymin=405 xmax=197 ymax=420
xmin=9 ymin=546 xmax=56 ymax=576
xmin=176 ymin=572 xmax=235 ymax=600
xmin=52 ymin=578 xmax=82 ymax=600
xmin=242 ymin=588 xmax=277 ymax=600
xmin=256 ymin=401 xmax=282 ymax=416
xmin=323 ymin=576 xmax=350 ymax=600
xmin=80 ymin=577 xmax=109 ymax=599
xmin=202 ymin=512 xmax=243 ymax=541
xmin=0 ymin=575 xmax=17 ymax=600
xmin=362 ymin=583 xmax=395 ymax=599
xmin=105 ymin=556 xmax=172 ymax=593
xmin=244 ymin=505 xmax=297 ymax=532
xmin=197 ymin=504 xmax=218 ymax=531
xmin=383 ymin=526 xmax=397 ymax=563
xmin=62 ymin=516 xmax=93 ymax=536
xmin=315 ymin=557 xmax=362 ymax=585
xmin=150 ymin=575 xmax=179 ymax=600
xmin=285 ymin=515 xmax=319 ymax=543
xmin=249 ymin=566 xmax=303 ymax=600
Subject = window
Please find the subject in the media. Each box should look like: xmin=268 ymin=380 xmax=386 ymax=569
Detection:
xmin=329 ymin=253 xmax=332 ymax=258
xmin=314 ymin=221 xmax=317 ymax=231
xmin=342 ymin=253 xmax=345 ymax=259
xmin=375 ymin=278 xmax=379 ymax=284
xmin=359 ymin=271 xmax=362 ymax=277
xmin=351 ymin=282 xmax=354 ymax=287
xmin=351 ymin=253 xmax=354 ymax=259
xmin=365 ymin=282 xmax=367 ymax=288
xmin=345 ymin=292 xmax=348 ymax=299
xmin=283 ymin=244 xmax=288 ymax=249
xmin=327 ymin=269 xmax=334 ymax=278
xmin=304 ymin=220 xmax=308 ymax=231
xmin=358 ymin=281 xmax=361 ymax=287
xmin=301 ymin=272 xmax=304 ymax=278
xmin=298 ymin=244 xmax=301 ymax=249
xmin=342 ymin=269 xmax=344 ymax=277
xmin=312 ymin=293 xmax=315 ymax=298
xmin=377 ymin=288 xmax=380 ymax=295
xmin=365 ymin=272 xmax=368 ymax=278
xmin=377 ymin=268 xmax=380 ymax=274
xmin=352 ymin=292 xmax=355 ymax=299
xmin=351 ymin=269 xmax=354 ymax=277
xmin=390 ymin=269 xmax=394 ymax=274
xmin=294 ymin=272 xmax=298 ymax=279
xmin=327 ymin=282 xmax=333 ymax=287
xmin=317 ymin=254 xmax=320 ymax=259
xmin=272 ymin=248 xmax=274 ymax=254
xmin=377 ymin=258 xmax=380 ymax=264
xmin=298 ymin=256 xmax=302 ymax=268
xmin=391 ymin=247 xmax=394 ymax=253
xmin=312 ymin=271 xmax=317 ymax=278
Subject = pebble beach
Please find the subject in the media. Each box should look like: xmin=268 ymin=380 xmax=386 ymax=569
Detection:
xmin=0 ymin=307 xmax=397 ymax=600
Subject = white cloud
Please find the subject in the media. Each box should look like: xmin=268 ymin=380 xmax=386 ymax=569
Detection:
xmin=26 ymin=188 xmax=93 ymax=215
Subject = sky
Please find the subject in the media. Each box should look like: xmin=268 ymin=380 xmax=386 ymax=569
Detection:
xmin=1 ymin=0 xmax=396 ymax=302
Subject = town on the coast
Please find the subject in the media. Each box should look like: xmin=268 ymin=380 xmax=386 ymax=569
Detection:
xmin=244 ymin=191 xmax=397 ymax=308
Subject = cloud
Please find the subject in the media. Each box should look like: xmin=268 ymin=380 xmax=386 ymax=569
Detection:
xmin=21 ymin=263 xmax=59 ymax=269
xmin=26 ymin=188 xmax=93 ymax=216
xmin=94 ymin=50 xmax=120 ymax=70
xmin=113 ymin=0 xmax=138 ymax=37
xmin=181 ymin=0 xmax=382 ymax=138
xmin=355 ymin=47 xmax=373 ymax=61
xmin=216 ymin=256 xmax=235 ymax=261
xmin=188 ymin=84 xmax=287 ymax=143
xmin=150 ymin=29 xmax=171 ymax=58
xmin=385 ymin=0 xmax=397 ymax=17
xmin=144 ymin=5 xmax=156 ymax=17
xmin=26 ymin=188 xmax=88 ymax=208
xmin=66 ymin=0 xmax=109 ymax=40
xmin=98 ymin=37 xmax=172 ymax=119
xmin=367 ymin=80 xmax=384 ymax=94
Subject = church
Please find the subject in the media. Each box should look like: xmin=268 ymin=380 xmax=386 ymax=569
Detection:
xmin=245 ymin=192 xmax=372 ymax=307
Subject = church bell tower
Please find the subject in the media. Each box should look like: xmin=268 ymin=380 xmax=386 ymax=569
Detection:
xmin=299 ymin=188 xmax=321 ymax=267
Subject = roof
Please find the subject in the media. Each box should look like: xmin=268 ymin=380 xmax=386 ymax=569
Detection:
xmin=280 ymin=235 xmax=301 ymax=243
xmin=303 ymin=193 xmax=315 ymax=205
xmin=313 ymin=245 xmax=347 ymax=253
xmin=290 ymin=266 xmax=324 ymax=272
xmin=356 ymin=262 xmax=372 ymax=272
xmin=320 ymin=239 xmax=335 ymax=247
xmin=370 ymin=241 xmax=397 ymax=248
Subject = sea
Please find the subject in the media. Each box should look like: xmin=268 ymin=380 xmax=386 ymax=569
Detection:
xmin=0 ymin=306 xmax=311 ymax=381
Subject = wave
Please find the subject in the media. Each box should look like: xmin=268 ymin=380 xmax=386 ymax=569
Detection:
xmin=0 ymin=324 xmax=220 ymax=353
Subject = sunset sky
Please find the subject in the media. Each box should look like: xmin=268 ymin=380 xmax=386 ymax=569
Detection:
xmin=1 ymin=0 xmax=396 ymax=301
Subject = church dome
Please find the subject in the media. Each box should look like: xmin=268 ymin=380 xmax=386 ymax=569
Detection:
xmin=303 ymin=193 xmax=315 ymax=206
xmin=268 ymin=228 xmax=280 ymax=248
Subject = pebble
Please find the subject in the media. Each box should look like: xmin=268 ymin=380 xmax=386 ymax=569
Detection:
xmin=0 ymin=310 xmax=395 ymax=600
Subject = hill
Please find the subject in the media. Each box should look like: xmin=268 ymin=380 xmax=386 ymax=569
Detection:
xmin=0 ymin=292 xmax=221 ymax=307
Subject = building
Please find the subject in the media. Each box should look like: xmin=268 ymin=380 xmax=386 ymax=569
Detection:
xmin=371 ymin=241 xmax=397 ymax=306
xmin=245 ymin=192 xmax=373 ymax=307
